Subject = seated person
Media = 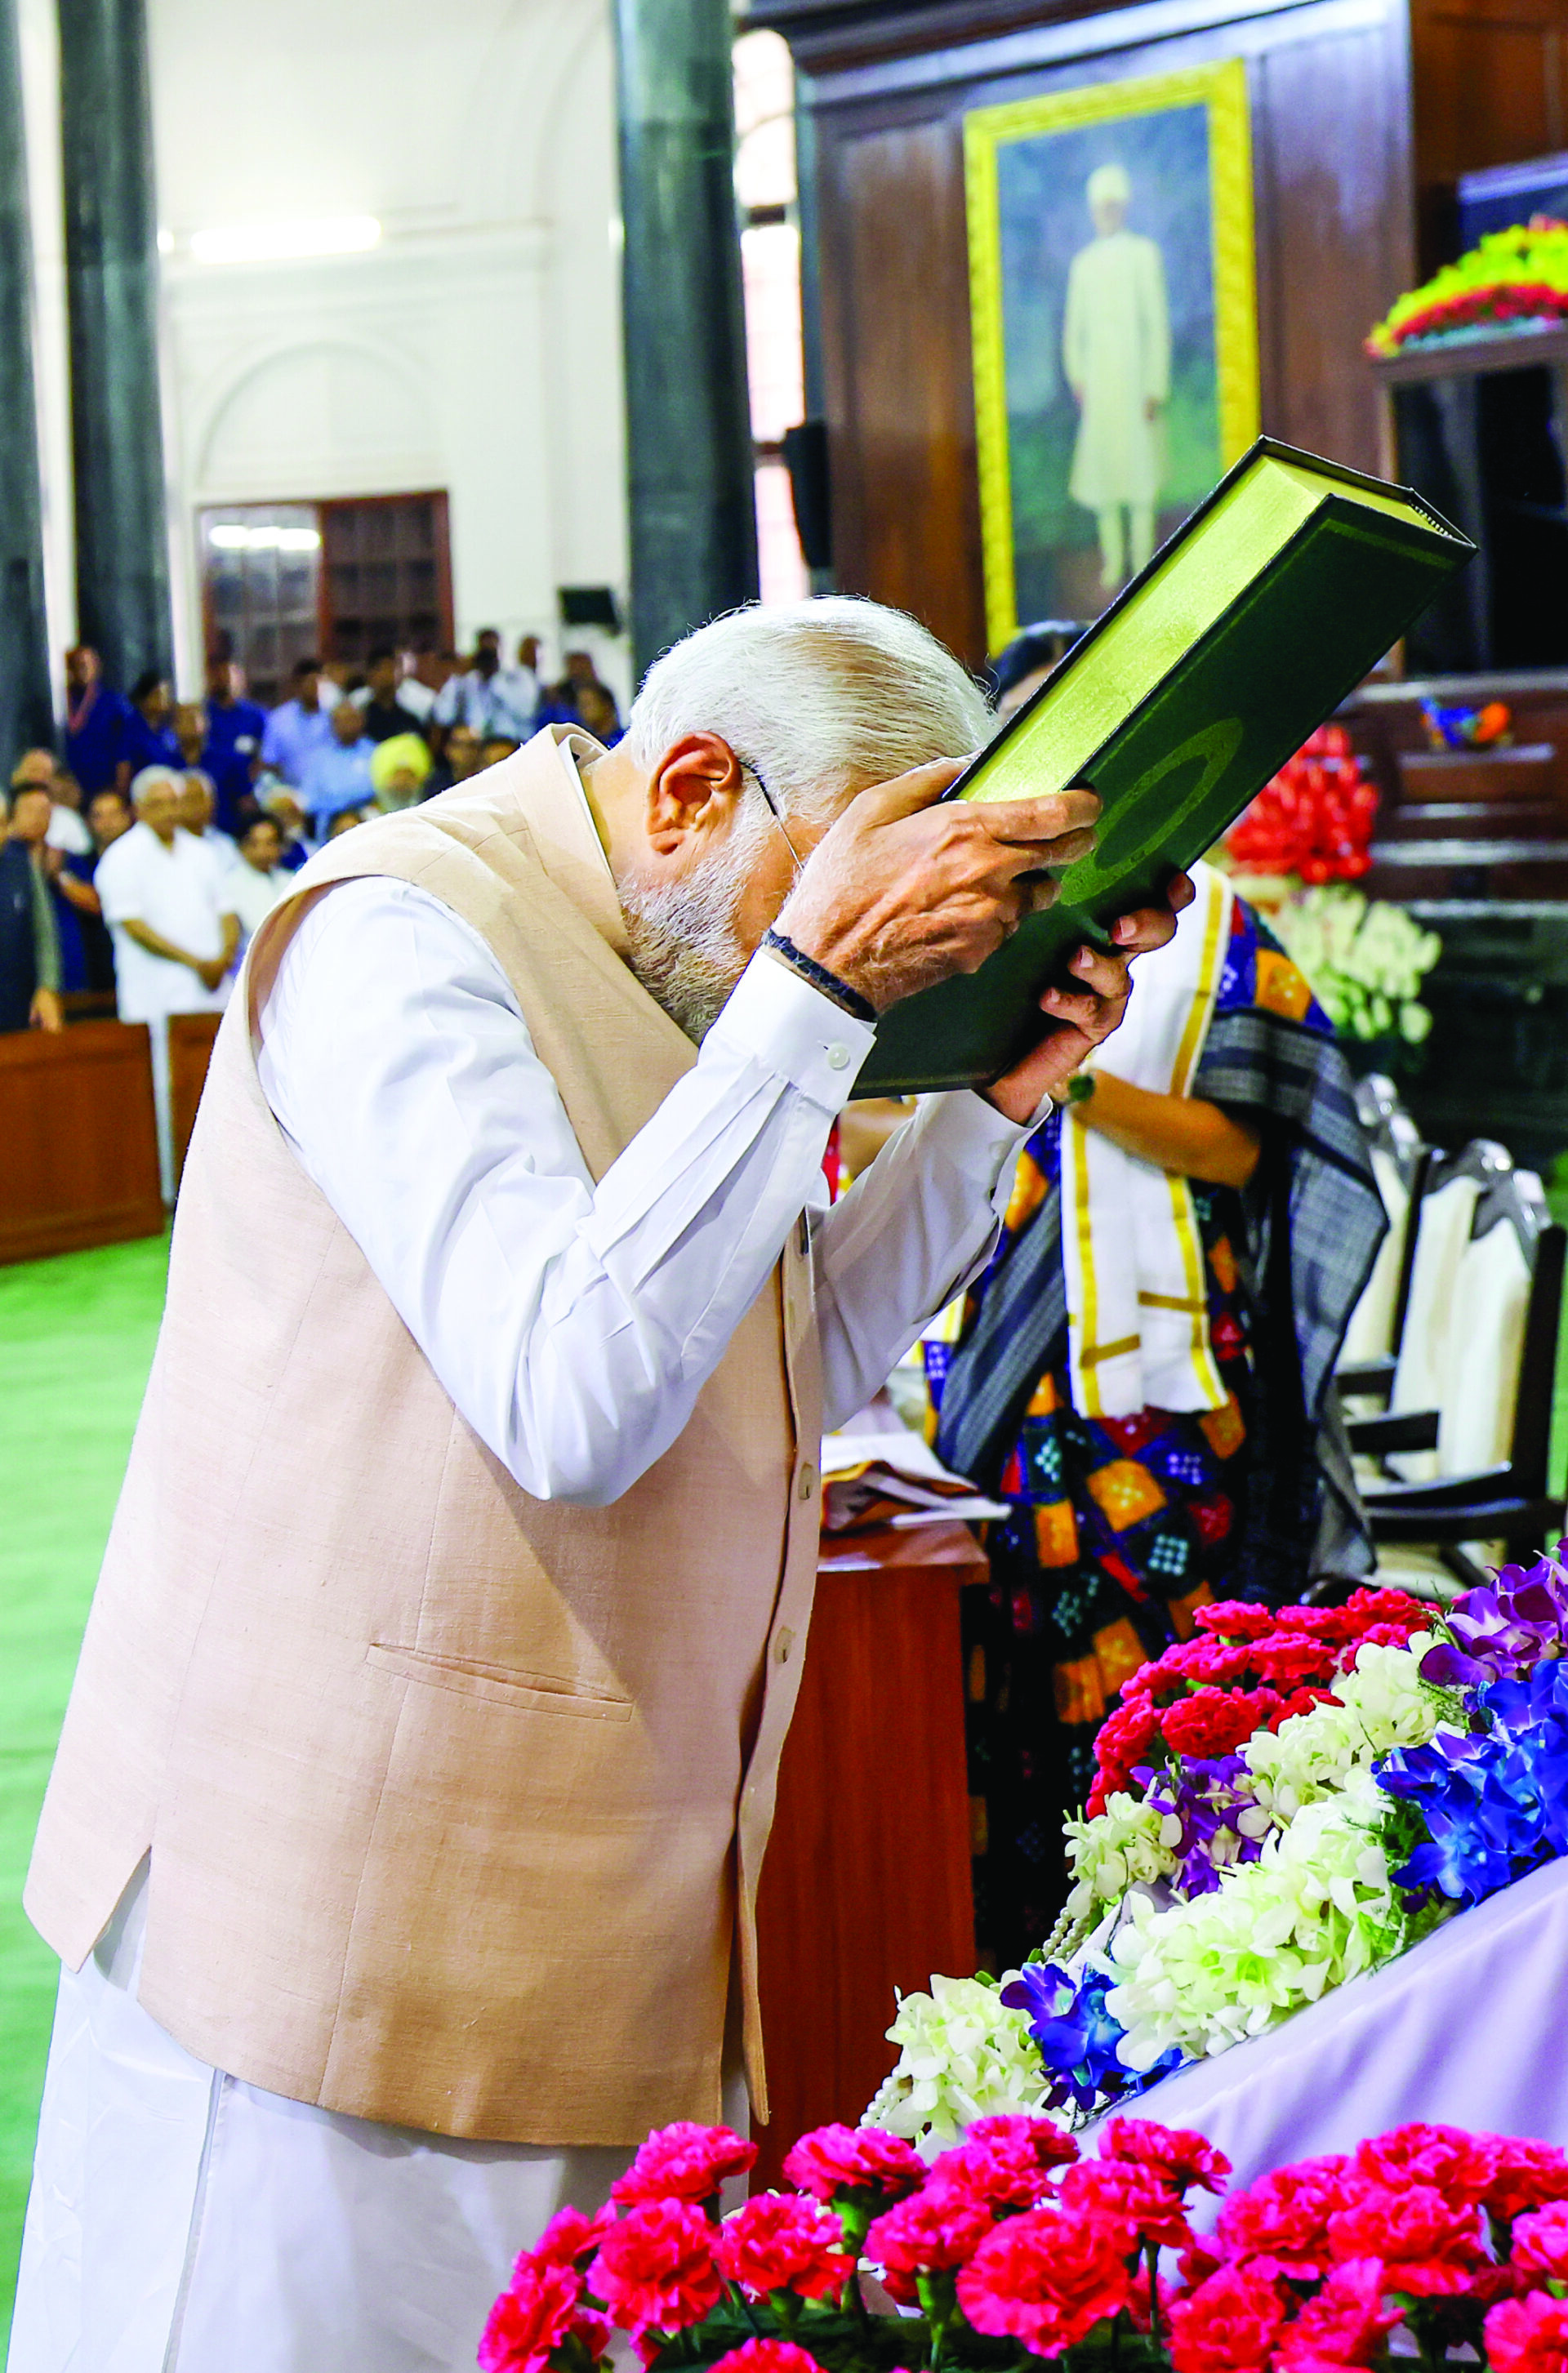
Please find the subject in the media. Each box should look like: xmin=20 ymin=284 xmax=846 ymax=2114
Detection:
xmin=326 ymin=805 xmax=372 ymax=840
xmin=226 ymin=817 xmax=293 ymax=949
xmin=575 ymin=680 xmax=623 ymax=747
xmin=298 ymin=701 xmax=374 ymax=836
xmin=369 ymin=732 xmax=432 ymax=812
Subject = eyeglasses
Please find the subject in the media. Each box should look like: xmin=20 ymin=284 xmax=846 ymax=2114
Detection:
xmin=737 ymin=755 xmax=807 ymax=873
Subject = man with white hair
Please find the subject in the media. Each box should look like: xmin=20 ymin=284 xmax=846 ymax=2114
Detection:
xmin=16 ymin=598 xmax=1188 ymax=2373
xmin=1063 ymin=160 xmax=1172 ymax=594
xmin=94 ymin=764 xmax=239 ymax=1196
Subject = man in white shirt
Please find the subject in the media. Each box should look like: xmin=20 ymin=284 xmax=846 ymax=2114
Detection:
xmin=15 ymin=599 xmax=1188 ymax=2373
xmin=431 ymin=632 xmax=540 ymax=741
xmin=96 ymin=765 xmax=239 ymax=1197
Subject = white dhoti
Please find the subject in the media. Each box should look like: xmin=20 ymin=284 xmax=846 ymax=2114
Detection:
xmin=9 ymin=1868 xmax=748 ymax=2373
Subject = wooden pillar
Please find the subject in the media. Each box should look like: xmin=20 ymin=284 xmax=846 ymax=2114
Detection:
xmin=58 ymin=0 xmax=172 ymax=691
xmin=0 ymin=0 xmax=54 ymax=758
xmin=612 ymin=0 xmax=759 ymax=679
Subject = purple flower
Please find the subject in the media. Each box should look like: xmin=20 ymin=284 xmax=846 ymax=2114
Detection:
xmin=1419 ymin=1547 xmax=1568 ymax=1690
xmin=1001 ymin=1965 xmax=1176 ymax=2113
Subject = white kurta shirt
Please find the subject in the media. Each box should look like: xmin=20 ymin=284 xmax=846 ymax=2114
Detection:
xmin=94 ymin=821 xmax=234 ymax=1023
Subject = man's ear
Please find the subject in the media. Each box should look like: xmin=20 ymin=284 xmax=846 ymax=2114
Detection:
xmin=645 ymin=733 xmax=747 ymax=857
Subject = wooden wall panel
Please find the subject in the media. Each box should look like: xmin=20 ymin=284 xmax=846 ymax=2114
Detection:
xmin=168 ymin=1011 xmax=222 ymax=1191
xmin=0 ymin=1022 xmax=164 ymax=1265
xmin=772 ymin=0 xmax=1415 ymax=671
xmin=1410 ymin=0 xmax=1568 ymax=269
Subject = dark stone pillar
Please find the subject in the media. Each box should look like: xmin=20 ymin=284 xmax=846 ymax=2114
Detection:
xmin=59 ymin=0 xmax=172 ymax=691
xmin=0 ymin=0 xmax=55 ymax=758
xmin=613 ymin=0 xmax=759 ymax=680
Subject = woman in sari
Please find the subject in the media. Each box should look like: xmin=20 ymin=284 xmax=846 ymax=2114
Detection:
xmin=927 ymin=650 xmax=1385 ymax=1969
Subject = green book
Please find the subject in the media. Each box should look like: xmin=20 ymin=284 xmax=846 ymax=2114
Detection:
xmin=857 ymin=437 xmax=1473 ymax=1097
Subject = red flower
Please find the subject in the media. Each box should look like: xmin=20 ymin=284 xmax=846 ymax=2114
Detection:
xmin=1513 ymin=2204 xmax=1568 ymax=2283
xmin=1325 ymin=2180 xmax=1484 ymax=2296
xmin=956 ymin=2204 xmax=1136 ymax=2354
xmin=1353 ymin=2121 xmax=1495 ymax=2205
xmin=1058 ymin=2158 xmax=1192 ymax=2251
xmin=1100 ymin=2118 xmax=1232 ymax=2198
xmin=781 ymin=2122 xmax=926 ymax=2206
xmin=1214 ymin=2158 xmax=1358 ymax=2281
xmin=590 ymin=2199 xmax=724 ymax=2332
xmin=1166 ymin=2262 xmax=1286 ymax=2372
xmin=707 ymin=2346 xmax=821 ymax=2373
xmin=528 ymin=2204 xmax=618 ymax=2271
xmin=480 ymin=2262 xmax=602 ymax=2373
xmin=864 ymin=2190 xmax=994 ymax=2306
xmin=1486 ymin=2291 xmax=1568 ymax=2372
xmin=1161 ymin=1690 xmax=1282 ymax=1760
xmin=715 ymin=2193 xmax=848 ymax=2302
xmin=929 ymin=2117 xmax=1077 ymax=2214
xmin=1195 ymin=1602 xmax=1276 ymax=1641
xmin=611 ymin=2123 xmax=757 ymax=2208
xmin=1473 ymin=2138 xmax=1568 ymax=2223
xmin=1249 ymin=1637 xmax=1341 ymax=1688
xmin=1273 ymin=2256 xmax=1400 ymax=2369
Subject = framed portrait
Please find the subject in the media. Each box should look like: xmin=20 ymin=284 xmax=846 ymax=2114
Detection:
xmin=966 ymin=60 xmax=1260 ymax=651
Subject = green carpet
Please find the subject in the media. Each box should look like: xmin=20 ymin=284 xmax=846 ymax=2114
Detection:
xmin=0 ymin=1232 xmax=167 ymax=2346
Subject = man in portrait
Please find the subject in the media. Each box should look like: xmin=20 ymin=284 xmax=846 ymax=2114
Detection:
xmin=1062 ymin=161 xmax=1172 ymax=595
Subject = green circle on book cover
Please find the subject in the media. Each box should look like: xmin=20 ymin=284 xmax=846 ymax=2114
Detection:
xmin=1055 ymin=715 xmax=1245 ymax=906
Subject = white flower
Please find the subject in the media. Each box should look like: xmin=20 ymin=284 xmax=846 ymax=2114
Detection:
xmin=1062 ymin=1791 xmax=1178 ymax=1921
xmin=861 ymin=1974 xmax=1049 ymax=2150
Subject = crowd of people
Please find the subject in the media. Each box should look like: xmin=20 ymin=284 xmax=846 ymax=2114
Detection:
xmin=1 ymin=631 xmax=624 ymax=1192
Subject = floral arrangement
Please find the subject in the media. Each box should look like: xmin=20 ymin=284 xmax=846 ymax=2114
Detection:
xmin=1224 ymin=727 xmax=1379 ymax=886
xmin=1269 ymin=887 xmax=1441 ymax=1046
xmin=1367 ymin=215 xmax=1568 ymax=354
xmin=479 ymin=2108 xmax=1568 ymax=2372
xmin=867 ymin=1555 xmax=1568 ymax=2144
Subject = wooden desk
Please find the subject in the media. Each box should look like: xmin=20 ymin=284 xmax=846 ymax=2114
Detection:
xmin=168 ymin=1011 xmax=223 ymax=1190
xmin=752 ymin=1520 xmax=984 ymax=2184
xmin=0 ymin=1021 xmax=164 ymax=1264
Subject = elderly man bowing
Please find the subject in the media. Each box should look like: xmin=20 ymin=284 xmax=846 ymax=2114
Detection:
xmin=12 ymin=599 xmax=1187 ymax=2373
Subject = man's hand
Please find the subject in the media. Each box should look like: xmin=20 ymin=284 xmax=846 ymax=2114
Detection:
xmin=195 ymin=955 xmax=229 ymax=993
xmin=29 ymin=987 xmax=63 ymax=1034
xmin=775 ymin=758 xmax=1100 ymax=1014
xmin=980 ymin=874 xmax=1196 ymax=1124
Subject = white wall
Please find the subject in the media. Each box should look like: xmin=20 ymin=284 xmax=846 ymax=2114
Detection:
xmin=19 ymin=0 xmax=631 ymax=706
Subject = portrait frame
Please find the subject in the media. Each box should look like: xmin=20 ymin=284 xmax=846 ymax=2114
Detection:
xmin=966 ymin=60 xmax=1260 ymax=651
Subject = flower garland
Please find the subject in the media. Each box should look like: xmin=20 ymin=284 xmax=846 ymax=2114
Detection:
xmin=866 ymin=1552 xmax=1568 ymax=2144
xmin=480 ymin=2109 xmax=1568 ymax=2373
xmin=1368 ymin=215 xmax=1568 ymax=355
xmin=1269 ymin=888 xmax=1441 ymax=1048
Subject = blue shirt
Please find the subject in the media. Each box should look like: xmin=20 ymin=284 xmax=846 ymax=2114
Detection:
xmin=298 ymin=741 xmax=375 ymax=826
xmin=204 ymin=697 xmax=268 ymax=834
xmin=119 ymin=710 xmax=184 ymax=781
xmin=65 ymin=686 xmax=132 ymax=795
xmin=261 ymin=699 xmax=336 ymax=786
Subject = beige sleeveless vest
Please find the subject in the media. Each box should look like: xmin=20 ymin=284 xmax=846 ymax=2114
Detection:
xmin=25 ymin=729 xmax=822 ymax=2144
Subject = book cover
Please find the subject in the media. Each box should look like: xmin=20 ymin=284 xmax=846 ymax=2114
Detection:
xmin=857 ymin=438 xmax=1473 ymax=1097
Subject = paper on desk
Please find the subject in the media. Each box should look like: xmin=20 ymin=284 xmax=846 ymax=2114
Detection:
xmin=822 ymin=1393 xmax=1009 ymax=1532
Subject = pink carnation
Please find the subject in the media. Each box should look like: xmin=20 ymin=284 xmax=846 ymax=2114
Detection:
xmin=1160 ymin=1690 xmax=1283 ymax=1761
xmin=929 ymin=2117 xmax=1077 ymax=2214
xmin=1099 ymin=2118 xmax=1232 ymax=2198
xmin=1473 ymin=2137 xmax=1568 ymax=2223
xmin=480 ymin=2261 xmax=605 ymax=2373
xmin=1058 ymin=2158 xmax=1192 ymax=2250
xmin=707 ymin=2346 xmax=822 ymax=2373
xmin=1353 ymin=2121 xmax=1496 ymax=2206
xmin=1273 ymin=2255 xmax=1399 ymax=2369
xmin=1165 ymin=2262 xmax=1285 ymax=2372
xmin=1513 ymin=2204 xmax=1568 ymax=2283
xmin=781 ymin=2122 xmax=926 ymax=2205
xmin=1486 ymin=2291 xmax=1568 ymax=2372
xmin=715 ymin=2193 xmax=848 ymax=2302
xmin=528 ymin=2204 xmax=618 ymax=2271
xmin=1214 ymin=2157 xmax=1359 ymax=2281
xmin=1194 ymin=1601 xmax=1276 ymax=1641
xmin=1325 ymin=2180 xmax=1484 ymax=2296
xmin=590 ymin=2198 xmax=724 ymax=2333
xmin=956 ymin=2204 xmax=1136 ymax=2354
xmin=612 ymin=2122 xmax=756 ymax=2208
xmin=865 ymin=2189 xmax=994 ymax=2306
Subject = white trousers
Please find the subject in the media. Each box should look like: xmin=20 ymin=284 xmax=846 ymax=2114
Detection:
xmin=9 ymin=1867 xmax=747 ymax=2373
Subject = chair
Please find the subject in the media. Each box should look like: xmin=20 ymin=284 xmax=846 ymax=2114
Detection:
xmin=1348 ymin=1146 xmax=1566 ymax=1593
xmin=1336 ymin=1075 xmax=1428 ymax=1379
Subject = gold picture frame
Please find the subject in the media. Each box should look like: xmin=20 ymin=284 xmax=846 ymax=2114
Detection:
xmin=966 ymin=60 xmax=1259 ymax=651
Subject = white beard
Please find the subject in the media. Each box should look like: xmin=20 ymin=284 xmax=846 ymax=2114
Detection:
xmin=617 ymin=808 xmax=774 ymax=1043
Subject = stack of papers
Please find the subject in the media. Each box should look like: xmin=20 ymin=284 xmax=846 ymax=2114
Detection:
xmin=821 ymin=1396 xmax=1010 ymax=1534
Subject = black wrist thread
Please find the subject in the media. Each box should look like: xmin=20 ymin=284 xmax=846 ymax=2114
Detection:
xmin=762 ymin=928 xmax=878 ymax=1025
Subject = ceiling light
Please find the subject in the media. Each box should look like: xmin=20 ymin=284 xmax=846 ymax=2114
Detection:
xmin=207 ymin=524 xmax=322 ymax=552
xmin=188 ymin=216 xmax=381 ymax=265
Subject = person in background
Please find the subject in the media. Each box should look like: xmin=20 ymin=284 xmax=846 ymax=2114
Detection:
xmin=479 ymin=735 xmax=519 ymax=772
xmin=257 ymin=786 xmax=312 ymax=871
xmin=203 ymin=656 xmax=267 ymax=836
xmin=298 ymin=697 xmax=375 ymax=836
xmin=424 ymin=720 xmax=483 ymax=796
xmin=16 ymin=776 xmax=88 ymax=995
xmin=50 ymin=786 xmax=130 ymax=999
xmin=0 ymin=788 xmax=62 ymax=1033
xmin=96 ymin=765 xmax=239 ymax=1199
xmin=172 ymin=702 xmax=207 ymax=773
xmin=573 ymin=679 xmax=623 ymax=748
xmin=537 ymin=649 xmax=605 ymax=728
xmin=225 ymin=815 xmax=292 ymax=948
xmin=178 ymin=771 xmax=236 ymax=866
xmin=354 ymin=648 xmax=427 ymax=744
xmin=432 ymin=633 xmax=537 ymax=744
xmin=261 ymin=659 xmax=337 ymax=786
xmin=922 ymin=633 xmax=1386 ymax=1970
xmin=115 ymin=672 xmax=182 ymax=794
xmin=392 ymin=648 xmax=440 ymax=725
xmin=368 ymin=732 xmax=431 ymax=812
xmin=44 ymin=769 xmax=92 ymax=859
xmin=325 ymin=804 xmax=372 ymax=839
xmin=64 ymin=646 xmax=131 ymax=796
